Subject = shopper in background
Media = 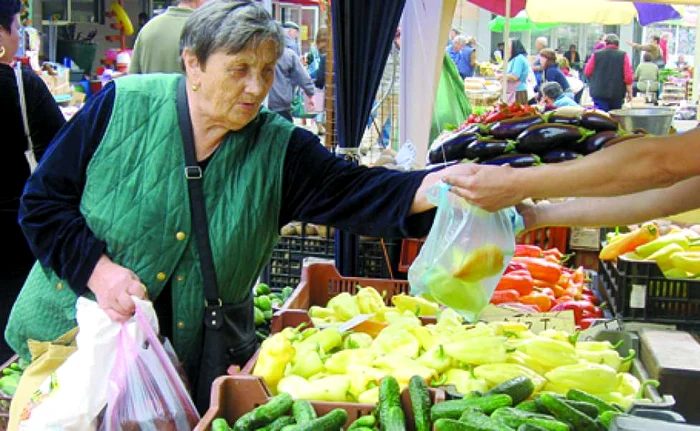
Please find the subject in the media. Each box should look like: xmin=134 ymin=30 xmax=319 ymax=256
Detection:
xmin=584 ymin=34 xmax=633 ymax=111
xmin=309 ymin=26 xmax=328 ymax=135
xmin=540 ymin=82 xmax=579 ymax=108
xmin=129 ymin=0 xmax=204 ymax=73
xmin=536 ymin=48 xmax=570 ymax=95
xmin=447 ymin=34 xmax=476 ymax=79
xmin=0 ymin=0 xmax=65 ymax=361
xmin=627 ymin=35 xmax=663 ymax=68
xmin=563 ymin=44 xmax=581 ymax=72
xmin=660 ymin=32 xmax=671 ymax=65
xmin=634 ymin=52 xmax=659 ymax=96
xmin=442 ymin=127 xmax=700 ymax=230
xmin=283 ymin=21 xmax=300 ymax=56
xmin=446 ymin=27 xmax=460 ymax=52
xmin=492 ymin=41 xmax=505 ymax=64
xmin=593 ymin=34 xmax=607 ymax=52
xmin=531 ymin=36 xmax=548 ymax=86
xmin=7 ymin=4 xmax=481 ymax=406
xmin=504 ymin=39 xmax=531 ymax=105
xmin=269 ymin=43 xmax=315 ymax=121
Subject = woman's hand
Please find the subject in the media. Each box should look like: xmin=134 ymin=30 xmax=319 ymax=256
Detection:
xmin=442 ymin=163 xmax=526 ymax=212
xmin=87 ymin=255 xmax=148 ymax=322
xmin=516 ymin=201 xmax=539 ymax=232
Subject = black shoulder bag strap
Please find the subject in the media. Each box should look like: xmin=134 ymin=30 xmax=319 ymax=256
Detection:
xmin=176 ymin=77 xmax=223 ymax=329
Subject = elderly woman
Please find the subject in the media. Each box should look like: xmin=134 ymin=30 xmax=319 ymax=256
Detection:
xmin=0 ymin=0 xmax=64 ymax=361
xmin=540 ymin=82 xmax=579 ymax=108
xmin=6 ymin=0 xmax=471 ymax=409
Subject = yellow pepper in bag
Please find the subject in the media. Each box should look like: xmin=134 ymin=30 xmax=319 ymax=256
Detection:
xmin=253 ymin=333 xmax=295 ymax=391
xmin=444 ymin=337 xmax=508 ymax=365
xmin=356 ymin=286 xmax=386 ymax=314
xmin=392 ymin=294 xmax=440 ymax=316
xmin=444 ymin=368 xmax=489 ymax=395
xmin=545 ymin=363 xmax=618 ymax=394
xmin=452 ymin=244 xmax=506 ymax=281
xmin=473 ymin=363 xmax=546 ymax=391
xmin=517 ymin=337 xmax=578 ymax=370
xmin=327 ymin=292 xmax=361 ymax=321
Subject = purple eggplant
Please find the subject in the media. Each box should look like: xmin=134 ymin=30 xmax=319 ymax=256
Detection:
xmin=428 ymin=132 xmax=480 ymax=164
xmin=571 ymin=130 xmax=618 ymax=155
xmin=480 ymin=153 xmax=540 ymax=168
xmin=516 ymin=124 xmax=594 ymax=154
xmin=489 ymin=115 xmax=544 ymax=139
xmin=580 ymin=111 xmax=620 ymax=132
xmin=547 ymin=113 xmax=581 ymax=126
xmin=464 ymin=139 xmax=514 ymax=161
xmin=542 ymin=150 xmax=583 ymax=164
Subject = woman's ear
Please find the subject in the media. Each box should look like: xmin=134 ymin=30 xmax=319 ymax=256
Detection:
xmin=182 ymin=48 xmax=202 ymax=81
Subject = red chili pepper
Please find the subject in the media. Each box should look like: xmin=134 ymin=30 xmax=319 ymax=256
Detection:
xmin=536 ymin=287 xmax=556 ymax=299
xmin=543 ymin=248 xmax=564 ymax=259
xmin=581 ymin=286 xmax=594 ymax=296
xmin=491 ymin=289 xmax=520 ymax=304
xmin=582 ymin=305 xmax=603 ymax=318
xmin=557 ymin=273 xmax=571 ymax=288
xmin=572 ymin=266 xmax=585 ymax=285
xmin=496 ymin=272 xmax=534 ymax=296
xmin=550 ymin=301 xmax=585 ymax=323
xmin=515 ymin=245 xmax=543 ymax=258
xmin=581 ymin=293 xmax=599 ymax=305
xmin=505 ymin=261 xmax=530 ymax=274
xmin=513 ymin=257 xmax=563 ymax=284
xmin=579 ymin=317 xmax=597 ymax=330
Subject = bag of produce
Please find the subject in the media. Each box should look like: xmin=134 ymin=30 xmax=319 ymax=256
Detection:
xmin=408 ymin=182 xmax=519 ymax=321
xmin=98 ymin=303 xmax=199 ymax=431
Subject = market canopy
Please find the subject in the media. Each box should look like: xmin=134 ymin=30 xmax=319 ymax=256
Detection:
xmin=526 ymin=0 xmax=681 ymax=25
xmin=489 ymin=11 xmax=559 ymax=32
xmin=467 ymin=0 xmax=525 ymax=17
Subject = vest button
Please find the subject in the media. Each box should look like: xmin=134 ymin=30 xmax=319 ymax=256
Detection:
xmin=177 ymin=321 xmax=185 ymax=329
xmin=157 ymin=272 xmax=167 ymax=281
xmin=176 ymin=232 xmax=186 ymax=241
xmin=176 ymin=275 xmax=185 ymax=282
xmin=56 ymin=282 xmax=63 ymax=291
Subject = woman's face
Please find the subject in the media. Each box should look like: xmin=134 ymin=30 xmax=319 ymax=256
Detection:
xmin=0 ymin=14 xmax=20 ymax=63
xmin=185 ymin=39 xmax=278 ymax=131
xmin=539 ymin=55 xmax=548 ymax=65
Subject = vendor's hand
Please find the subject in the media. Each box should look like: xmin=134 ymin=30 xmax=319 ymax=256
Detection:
xmin=442 ymin=163 xmax=526 ymax=212
xmin=516 ymin=201 xmax=539 ymax=232
xmin=87 ymin=255 xmax=147 ymax=322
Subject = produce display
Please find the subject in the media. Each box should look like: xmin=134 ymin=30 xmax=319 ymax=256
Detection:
xmin=602 ymin=222 xmax=700 ymax=278
xmin=428 ymin=107 xmax=646 ymax=167
xmin=0 ymin=359 xmax=25 ymax=398
xmin=254 ymin=283 xmax=294 ymax=341
xmin=280 ymin=222 xmax=333 ymax=238
xmin=491 ymin=246 xmax=602 ymax=329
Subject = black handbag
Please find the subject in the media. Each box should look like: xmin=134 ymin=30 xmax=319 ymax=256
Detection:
xmin=176 ymin=77 xmax=258 ymax=413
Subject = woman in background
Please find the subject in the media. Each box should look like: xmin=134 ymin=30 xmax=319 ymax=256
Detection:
xmin=505 ymin=39 xmax=531 ymax=105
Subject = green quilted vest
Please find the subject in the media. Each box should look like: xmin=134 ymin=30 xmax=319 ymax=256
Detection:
xmin=5 ymin=74 xmax=294 ymax=365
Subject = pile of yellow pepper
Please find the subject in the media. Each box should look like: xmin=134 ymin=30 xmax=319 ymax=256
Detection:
xmin=252 ymin=307 xmax=655 ymax=411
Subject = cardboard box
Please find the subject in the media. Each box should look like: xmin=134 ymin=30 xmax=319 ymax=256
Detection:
xmin=569 ymin=227 xmax=601 ymax=251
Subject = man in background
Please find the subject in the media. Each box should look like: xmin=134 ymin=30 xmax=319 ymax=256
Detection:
xmin=448 ymin=35 xmax=476 ymax=79
xmin=532 ymin=36 xmax=548 ymax=88
xmin=585 ymin=34 xmax=633 ymax=111
xmin=283 ymin=21 xmax=301 ymax=55
xmin=129 ymin=0 xmax=204 ymax=73
xmin=446 ymin=27 xmax=460 ymax=52
xmin=268 ymin=46 xmax=315 ymax=122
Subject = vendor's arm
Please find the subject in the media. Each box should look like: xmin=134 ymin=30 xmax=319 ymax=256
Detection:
xmin=443 ymin=128 xmax=700 ymax=211
xmin=525 ymin=176 xmax=700 ymax=229
xmin=280 ymin=131 xmax=463 ymax=238
xmin=19 ymin=83 xmax=146 ymax=321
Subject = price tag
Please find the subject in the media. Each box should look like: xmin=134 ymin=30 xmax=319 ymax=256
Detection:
xmin=396 ymin=141 xmax=417 ymax=171
xmin=630 ymin=284 xmax=647 ymax=309
xmin=480 ymin=305 xmax=576 ymax=333
xmin=337 ymin=314 xmax=375 ymax=333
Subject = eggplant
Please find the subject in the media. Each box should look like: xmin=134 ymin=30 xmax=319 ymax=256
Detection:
xmin=547 ymin=113 xmax=581 ymax=126
xmin=542 ymin=150 xmax=583 ymax=164
xmin=631 ymin=128 xmax=649 ymax=135
xmin=489 ymin=115 xmax=544 ymax=139
xmin=580 ymin=111 xmax=620 ymax=132
xmin=428 ymin=132 xmax=479 ymax=164
xmin=603 ymin=133 xmax=645 ymax=148
xmin=571 ymin=130 xmax=618 ymax=155
xmin=516 ymin=124 xmax=592 ymax=154
xmin=464 ymin=139 xmax=513 ymax=161
xmin=480 ymin=153 xmax=540 ymax=168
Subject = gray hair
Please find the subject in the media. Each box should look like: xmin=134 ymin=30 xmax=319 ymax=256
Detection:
xmin=453 ymin=35 xmax=469 ymax=45
xmin=541 ymin=82 xmax=564 ymax=100
xmin=180 ymin=1 xmax=284 ymax=70
xmin=605 ymin=34 xmax=620 ymax=46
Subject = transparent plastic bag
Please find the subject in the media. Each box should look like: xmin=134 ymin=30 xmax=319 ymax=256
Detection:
xmin=98 ymin=304 xmax=199 ymax=431
xmin=409 ymin=182 xmax=518 ymax=321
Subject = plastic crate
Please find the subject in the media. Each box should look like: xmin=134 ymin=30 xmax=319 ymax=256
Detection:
xmin=0 ymin=355 xmax=18 ymax=429
xmin=195 ymin=374 xmax=444 ymax=431
xmin=398 ymin=238 xmax=425 ymax=273
xmin=599 ymin=255 xmax=700 ymax=329
xmin=516 ymin=227 xmax=569 ymax=252
xmin=356 ymin=238 xmax=397 ymax=279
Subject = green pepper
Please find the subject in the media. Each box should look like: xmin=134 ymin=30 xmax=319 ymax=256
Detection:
xmin=211 ymin=418 xmax=230 ymax=431
xmin=635 ymin=232 xmax=693 ymax=258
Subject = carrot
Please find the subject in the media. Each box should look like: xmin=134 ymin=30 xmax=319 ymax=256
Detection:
xmin=599 ymin=222 xmax=659 ymax=260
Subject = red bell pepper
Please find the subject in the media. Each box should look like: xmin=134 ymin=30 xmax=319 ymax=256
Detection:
xmin=505 ymin=261 xmax=529 ymax=274
xmin=579 ymin=318 xmax=597 ymax=330
xmin=550 ymin=301 xmax=584 ymax=323
xmin=496 ymin=272 xmax=534 ymax=296
xmin=581 ymin=293 xmax=599 ymax=305
xmin=513 ymin=257 xmax=563 ymax=284
xmin=491 ymin=289 xmax=520 ymax=304
xmin=515 ymin=245 xmax=543 ymax=258
xmin=536 ymin=287 xmax=556 ymax=299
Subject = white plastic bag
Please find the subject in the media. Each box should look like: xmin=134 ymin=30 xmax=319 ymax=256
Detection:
xmin=408 ymin=182 xmax=519 ymax=321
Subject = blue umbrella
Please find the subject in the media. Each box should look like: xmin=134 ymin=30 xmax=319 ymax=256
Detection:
xmin=635 ymin=2 xmax=681 ymax=26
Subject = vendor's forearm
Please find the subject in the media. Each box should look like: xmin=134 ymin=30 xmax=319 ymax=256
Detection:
xmin=535 ymin=177 xmax=700 ymax=227
xmin=513 ymin=129 xmax=700 ymax=199
xmin=411 ymin=170 xmax=444 ymax=214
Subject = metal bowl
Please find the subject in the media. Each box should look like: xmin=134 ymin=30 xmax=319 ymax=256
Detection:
xmin=608 ymin=108 xmax=675 ymax=136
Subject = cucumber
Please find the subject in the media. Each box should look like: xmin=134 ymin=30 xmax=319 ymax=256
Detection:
xmin=409 ymin=375 xmax=432 ymax=431
xmin=347 ymin=415 xmax=376 ymax=430
xmin=296 ymin=408 xmax=348 ymax=431
xmin=515 ymin=401 xmax=539 ymax=413
xmin=291 ymin=400 xmax=316 ymax=424
xmin=539 ymin=394 xmax=598 ymax=431
xmin=562 ymin=400 xmax=599 ymax=419
xmin=459 ymin=409 xmax=512 ymax=431
xmin=491 ymin=408 xmax=569 ymax=431
xmin=486 ymin=377 xmax=535 ymax=405
xmin=517 ymin=424 xmax=548 ymax=431
xmin=566 ymin=389 xmax=619 ymax=415
xmin=431 ymin=394 xmax=513 ymax=420
xmin=434 ymin=418 xmax=476 ymax=431
xmin=379 ymin=376 xmax=402 ymax=425
xmin=259 ymin=416 xmax=295 ymax=431
xmin=235 ymin=393 xmax=293 ymax=430
xmin=212 ymin=418 xmax=231 ymax=431
xmin=382 ymin=405 xmax=407 ymax=431
xmin=598 ymin=410 xmax=625 ymax=429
